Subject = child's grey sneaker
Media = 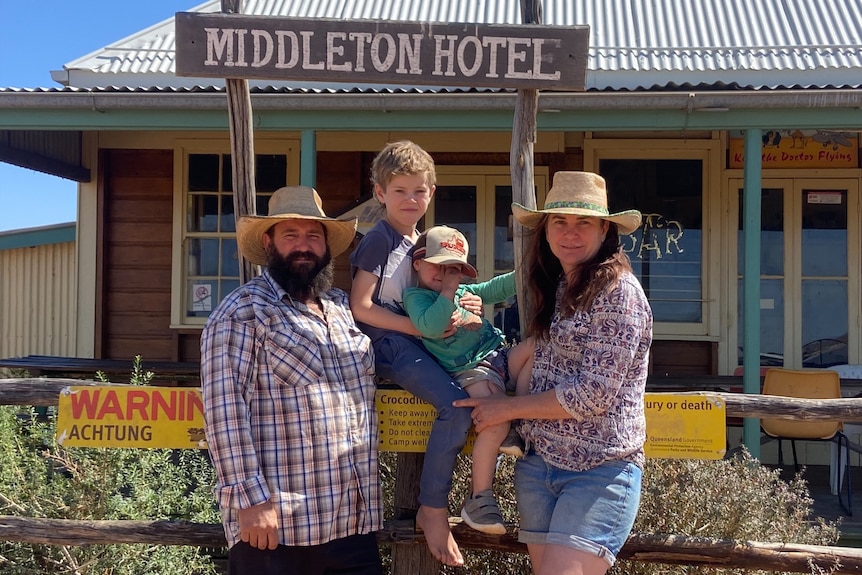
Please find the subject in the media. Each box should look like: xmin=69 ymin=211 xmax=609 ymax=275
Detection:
xmin=499 ymin=426 xmax=525 ymax=458
xmin=461 ymin=490 xmax=506 ymax=535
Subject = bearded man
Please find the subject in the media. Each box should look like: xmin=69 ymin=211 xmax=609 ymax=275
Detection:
xmin=200 ymin=186 xmax=382 ymax=575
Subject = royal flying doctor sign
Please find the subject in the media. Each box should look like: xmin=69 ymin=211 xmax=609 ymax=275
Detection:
xmin=175 ymin=13 xmax=589 ymax=90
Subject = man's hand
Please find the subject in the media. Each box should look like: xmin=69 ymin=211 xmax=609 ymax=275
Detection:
xmin=238 ymin=501 xmax=279 ymax=550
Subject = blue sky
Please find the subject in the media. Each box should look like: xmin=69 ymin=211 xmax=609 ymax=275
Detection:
xmin=0 ymin=1 xmax=196 ymax=232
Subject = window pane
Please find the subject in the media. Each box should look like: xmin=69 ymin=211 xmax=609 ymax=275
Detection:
xmin=189 ymin=154 xmax=219 ymax=191
xmin=738 ymin=188 xmax=783 ymax=276
xmin=600 ymin=159 xmax=703 ymax=323
xmin=494 ymin=185 xmax=514 ymax=271
xmin=737 ymin=278 xmax=785 ymax=366
xmin=801 ymin=280 xmax=848 ymax=367
xmin=801 ymin=189 xmax=847 ymax=277
xmin=189 ymin=194 xmax=220 ymax=233
xmin=221 ymin=195 xmax=236 ymax=232
xmin=221 ymin=238 xmax=240 ymax=277
xmin=434 ymin=185 xmax=478 ymax=269
xmin=222 ymin=154 xmax=232 ymax=192
xmin=187 ymin=238 xmax=220 ymax=276
xmin=220 ymin=279 xmax=241 ymax=301
xmin=256 ymin=154 xmax=288 ymax=192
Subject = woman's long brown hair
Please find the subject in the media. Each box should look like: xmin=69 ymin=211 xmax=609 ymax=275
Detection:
xmin=525 ymin=215 xmax=633 ymax=339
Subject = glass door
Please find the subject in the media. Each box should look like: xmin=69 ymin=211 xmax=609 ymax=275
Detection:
xmin=732 ymin=178 xmax=859 ymax=369
xmin=431 ymin=167 xmax=548 ymax=341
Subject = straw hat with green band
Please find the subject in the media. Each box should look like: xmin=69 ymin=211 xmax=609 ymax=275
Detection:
xmin=512 ymin=171 xmax=642 ymax=235
xmin=237 ymin=186 xmax=358 ymax=265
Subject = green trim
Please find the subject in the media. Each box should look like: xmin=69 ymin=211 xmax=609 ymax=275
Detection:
xmin=2 ymin=107 xmax=861 ymax=132
xmin=0 ymin=223 xmax=75 ymax=250
xmin=545 ymin=200 xmax=609 ymax=214
xmin=741 ymin=128 xmax=763 ymax=460
xmin=300 ymin=130 xmax=316 ymax=187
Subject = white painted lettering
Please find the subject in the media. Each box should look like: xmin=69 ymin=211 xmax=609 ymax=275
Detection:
xmin=326 ymin=32 xmax=352 ymax=71
xmin=232 ymin=29 xmax=248 ymax=67
xmin=481 ymin=36 xmax=507 ymax=78
xmin=251 ymin=29 xmax=273 ymax=68
xmin=432 ymin=34 xmax=459 ymax=76
xmin=506 ymin=37 xmax=532 ymax=78
xmin=349 ymin=32 xmax=372 ymax=72
xmin=457 ymin=36 xmax=483 ymax=76
xmin=300 ymin=31 xmax=325 ymax=70
xmin=396 ymin=33 xmax=423 ymax=74
xmin=370 ymin=33 xmax=396 ymax=72
xmin=532 ymin=38 xmax=561 ymax=80
xmin=275 ymin=31 xmax=299 ymax=69
xmin=204 ymin=27 xmax=233 ymax=65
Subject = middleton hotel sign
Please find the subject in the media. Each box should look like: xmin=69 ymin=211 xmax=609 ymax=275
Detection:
xmin=175 ymin=13 xmax=589 ymax=90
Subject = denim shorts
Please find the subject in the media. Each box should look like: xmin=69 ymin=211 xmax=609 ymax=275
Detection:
xmin=514 ymin=453 xmax=642 ymax=566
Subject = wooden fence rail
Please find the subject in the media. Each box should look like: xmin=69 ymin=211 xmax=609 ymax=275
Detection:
xmin=1 ymin=516 xmax=862 ymax=573
xmin=3 ymin=378 xmax=862 ymax=573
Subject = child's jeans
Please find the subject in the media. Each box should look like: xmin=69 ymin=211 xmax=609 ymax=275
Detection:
xmin=375 ymin=332 xmax=472 ymax=508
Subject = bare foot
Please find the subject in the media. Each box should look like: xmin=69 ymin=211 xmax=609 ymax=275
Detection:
xmin=416 ymin=505 xmax=464 ymax=567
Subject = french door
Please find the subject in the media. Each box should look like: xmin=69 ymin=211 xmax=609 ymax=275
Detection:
xmin=731 ymin=178 xmax=860 ymax=369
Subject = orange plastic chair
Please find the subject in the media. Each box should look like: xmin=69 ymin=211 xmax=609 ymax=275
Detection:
xmin=760 ymin=367 xmax=851 ymax=515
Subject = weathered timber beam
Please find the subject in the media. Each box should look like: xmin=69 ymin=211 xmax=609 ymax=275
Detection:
xmin=1 ymin=517 xmax=861 ymax=573
xmin=4 ymin=381 xmax=862 ymax=422
xmin=0 ymin=379 xmax=130 ymax=406
xmin=621 ymin=533 xmax=862 ymax=573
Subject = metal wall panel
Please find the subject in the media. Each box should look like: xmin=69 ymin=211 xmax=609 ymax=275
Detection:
xmin=0 ymin=241 xmax=77 ymax=368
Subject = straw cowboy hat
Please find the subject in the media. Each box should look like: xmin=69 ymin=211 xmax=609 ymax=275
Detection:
xmin=237 ymin=186 xmax=358 ymax=265
xmin=512 ymin=171 xmax=642 ymax=235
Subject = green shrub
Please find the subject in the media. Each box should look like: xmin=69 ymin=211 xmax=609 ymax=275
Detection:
xmin=379 ymin=450 xmax=840 ymax=575
xmin=0 ymin=406 xmax=221 ymax=575
xmin=611 ymin=450 xmax=840 ymax=575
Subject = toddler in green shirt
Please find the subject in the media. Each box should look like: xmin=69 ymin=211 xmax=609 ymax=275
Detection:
xmin=402 ymin=225 xmax=533 ymax=535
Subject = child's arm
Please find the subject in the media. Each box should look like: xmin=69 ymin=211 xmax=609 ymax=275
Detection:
xmin=462 ymin=271 xmax=516 ymax=305
xmin=403 ymin=287 xmax=458 ymax=339
xmin=350 ymin=269 xmax=420 ymax=336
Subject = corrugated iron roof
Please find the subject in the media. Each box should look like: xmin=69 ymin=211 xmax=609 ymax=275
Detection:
xmin=52 ymin=0 xmax=862 ymax=91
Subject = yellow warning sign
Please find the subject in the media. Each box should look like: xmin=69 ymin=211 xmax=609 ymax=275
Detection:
xmin=376 ymin=389 xmax=475 ymax=453
xmin=377 ymin=390 xmax=725 ymax=459
xmin=644 ymin=393 xmax=726 ymax=460
xmin=57 ymin=386 xmax=207 ymax=449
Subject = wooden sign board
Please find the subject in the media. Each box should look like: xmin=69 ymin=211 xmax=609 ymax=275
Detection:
xmin=175 ymin=13 xmax=589 ymax=90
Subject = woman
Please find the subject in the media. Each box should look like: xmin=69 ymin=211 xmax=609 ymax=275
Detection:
xmin=455 ymin=171 xmax=653 ymax=575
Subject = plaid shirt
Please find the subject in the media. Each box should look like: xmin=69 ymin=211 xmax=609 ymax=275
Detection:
xmin=201 ymin=271 xmax=381 ymax=547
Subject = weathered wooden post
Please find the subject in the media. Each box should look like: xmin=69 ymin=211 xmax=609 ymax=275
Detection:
xmin=222 ymin=0 xmax=258 ymax=284
xmin=391 ymin=452 xmax=436 ymax=573
xmin=511 ymin=0 xmax=542 ymax=331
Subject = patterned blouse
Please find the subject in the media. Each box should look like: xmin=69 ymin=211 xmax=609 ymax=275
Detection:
xmin=520 ymin=271 xmax=653 ymax=471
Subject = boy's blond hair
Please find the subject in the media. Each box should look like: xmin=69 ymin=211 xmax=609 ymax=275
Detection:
xmin=370 ymin=140 xmax=437 ymax=190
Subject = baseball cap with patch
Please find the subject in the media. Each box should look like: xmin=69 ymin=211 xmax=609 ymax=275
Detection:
xmin=411 ymin=225 xmax=478 ymax=279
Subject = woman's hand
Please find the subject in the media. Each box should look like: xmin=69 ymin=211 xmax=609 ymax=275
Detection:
xmin=459 ymin=291 xmax=483 ymax=315
xmin=453 ymin=394 xmax=513 ymax=433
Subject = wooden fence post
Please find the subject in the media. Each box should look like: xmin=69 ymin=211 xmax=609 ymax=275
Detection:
xmin=511 ymin=0 xmax=542 ymax=331
xmin=391 ymin=452 xmax=437 ymax=574
xmin=222 ymin=0 xmax=258 ymax=284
